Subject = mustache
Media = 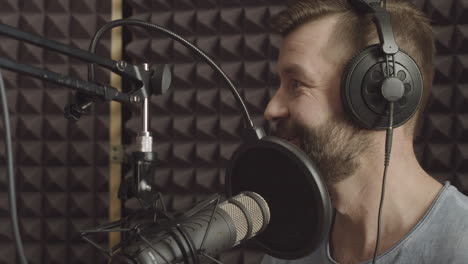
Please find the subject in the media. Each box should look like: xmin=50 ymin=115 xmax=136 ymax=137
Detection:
xmin=269 ymin=115 xmax=357 ymax=142
xmin=270 ymin=120 xmax=304 ymax=139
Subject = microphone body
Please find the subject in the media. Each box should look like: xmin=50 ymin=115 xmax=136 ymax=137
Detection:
xmin=111 ymin=192 xmax=270 ymax=264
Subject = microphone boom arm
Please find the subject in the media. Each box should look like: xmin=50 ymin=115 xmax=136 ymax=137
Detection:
xmin=0 ymin=57 xmax=130 ymax=104
xmin=0 ymin=22 xmax=172 ymax=122
xmin=0 ymin=22 xmax=143 ymax=84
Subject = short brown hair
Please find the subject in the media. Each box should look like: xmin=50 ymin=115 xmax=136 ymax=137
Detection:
xmin=271 ymin=0 xmax=435 ymax=136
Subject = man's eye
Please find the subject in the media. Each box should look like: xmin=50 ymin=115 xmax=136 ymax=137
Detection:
xmin=291 ymin=80 xmax=303 ymax=89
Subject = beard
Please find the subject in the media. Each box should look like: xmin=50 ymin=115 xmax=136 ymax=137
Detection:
xmin=277 ymin=115 xmax=375 ymax=186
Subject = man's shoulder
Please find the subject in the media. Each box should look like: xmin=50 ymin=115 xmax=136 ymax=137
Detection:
xmin=439 ymin=184 xmax=468 ymax=241
xmin=420 ymin=183 xmax=468 ymax=232
xmin=437 ymin=184 xmax=468 ymax=218
xmin=411 ymin=183 xmax=468 ymax=253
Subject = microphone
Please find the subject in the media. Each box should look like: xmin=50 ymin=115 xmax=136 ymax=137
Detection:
xmin=110 ymin=192 xmax=270 ymax=264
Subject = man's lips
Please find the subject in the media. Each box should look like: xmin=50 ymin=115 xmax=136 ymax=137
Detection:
xmin=271 ymin=124 xmax=301 ymax=148
xmin=286 ymin=136 xmax=301 ymax=148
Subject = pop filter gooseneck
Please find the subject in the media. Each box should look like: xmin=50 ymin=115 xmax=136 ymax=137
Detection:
xmin=84 ymin=19 xmax=256 ymax=131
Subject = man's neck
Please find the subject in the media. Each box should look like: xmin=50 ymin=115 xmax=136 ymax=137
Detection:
xmin=327 ymin=134 xmax=443 ymax=264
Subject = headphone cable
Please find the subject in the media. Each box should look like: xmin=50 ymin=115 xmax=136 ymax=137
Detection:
xmin=371 ymin=101 xmax=394 ymax=264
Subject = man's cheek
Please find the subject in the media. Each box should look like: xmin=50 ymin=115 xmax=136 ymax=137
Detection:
xmin=293 ymin=109 xmax=329 ymax=130
xmin=290 ymin=112 xmax=310 ymax=130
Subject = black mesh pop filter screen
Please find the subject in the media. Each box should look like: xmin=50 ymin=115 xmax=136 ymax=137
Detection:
xmin=226 ymin=136 xmax=333 ymax=260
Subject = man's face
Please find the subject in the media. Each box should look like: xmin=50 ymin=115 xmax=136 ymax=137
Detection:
xmin=264 ymin=16 xmax=374 ymax=185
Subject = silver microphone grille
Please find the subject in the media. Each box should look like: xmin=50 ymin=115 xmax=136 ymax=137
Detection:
xmin=219 ymin=192 xmax=270 ymax=245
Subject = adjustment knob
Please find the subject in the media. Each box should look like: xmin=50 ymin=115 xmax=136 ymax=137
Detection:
xmin=381 ymin=77 xmax=405 ymax=102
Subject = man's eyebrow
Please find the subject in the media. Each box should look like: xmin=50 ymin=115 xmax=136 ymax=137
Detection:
xmin=280 ymin=64 xmax=315 ymax=81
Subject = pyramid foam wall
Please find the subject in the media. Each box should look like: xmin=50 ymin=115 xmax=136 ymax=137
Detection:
xmin=4 ymin=1 xmax=467 ymax=262
xmin=0 ymin=0 xmax=112 ymax=263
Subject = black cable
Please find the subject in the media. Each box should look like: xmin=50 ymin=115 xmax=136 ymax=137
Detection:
xmin=372 ymin=101 xmax=394 ymax=264
xmin=0 ymin=70 xmax=28 ymax=264
xmin=86 ymin=19 xmax=255 ymax=129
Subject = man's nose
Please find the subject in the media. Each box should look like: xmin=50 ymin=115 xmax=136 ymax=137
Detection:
xmin=264 ymin=89 xmax=289 ymax=122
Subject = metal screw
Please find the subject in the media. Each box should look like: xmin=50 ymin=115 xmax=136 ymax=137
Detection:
xmin=116 ymin=61 xmax=127 ymax=71
xmin=130 ymin=95 xmax=141 ymax=104
xmin=139 ymin=180 xmax=152 ymax=192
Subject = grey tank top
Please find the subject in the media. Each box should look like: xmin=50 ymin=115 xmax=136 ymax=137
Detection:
xmin=261 ymin=182 xmax=468 ymax=264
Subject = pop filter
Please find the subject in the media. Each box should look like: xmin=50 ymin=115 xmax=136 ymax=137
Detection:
xmin=225 ymin=136 xmax=333 ymax=260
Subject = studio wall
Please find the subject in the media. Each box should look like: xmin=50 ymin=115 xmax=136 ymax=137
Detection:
xmin=0 ymin=0 xmax=466 ymax=263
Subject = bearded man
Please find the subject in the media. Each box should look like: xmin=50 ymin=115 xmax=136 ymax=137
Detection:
xmin=261 ymin=0 xmax=468 ymax=263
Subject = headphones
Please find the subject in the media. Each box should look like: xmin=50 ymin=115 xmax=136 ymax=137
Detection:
xmin=342 ymin=0 xmax=424 ymax=130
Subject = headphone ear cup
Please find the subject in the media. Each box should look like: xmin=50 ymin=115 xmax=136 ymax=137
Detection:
xmin=341 ymin=44 xmax=424 ymax=130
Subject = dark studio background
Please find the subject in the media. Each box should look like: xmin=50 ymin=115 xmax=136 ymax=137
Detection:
xmin=0 ymin=0 xmax=466 ymax=263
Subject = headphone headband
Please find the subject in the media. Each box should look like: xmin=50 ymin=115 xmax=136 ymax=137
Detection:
xmin=348 ymin=0 xmax=381 ymax=12
xmin=348 ymin=0 xmax=399 ymax=55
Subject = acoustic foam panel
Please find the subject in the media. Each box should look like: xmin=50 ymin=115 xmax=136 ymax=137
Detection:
xmin=122 ymin=0 xmax=468 ymax=263
xmin=0 ymin=0 xmax=112 ymax=263
xmin=1 ymin=0 xmax=463 ymax=263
